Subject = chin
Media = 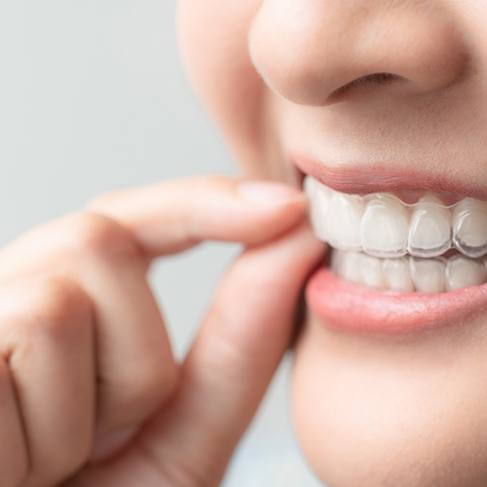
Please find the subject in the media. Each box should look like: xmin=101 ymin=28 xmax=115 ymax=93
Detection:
xmin=291 ymin=312 xmax=487 ymax=487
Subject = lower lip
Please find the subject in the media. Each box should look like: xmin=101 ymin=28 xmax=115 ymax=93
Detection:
xmin=306 ymin=267 xmax=487 ymax=334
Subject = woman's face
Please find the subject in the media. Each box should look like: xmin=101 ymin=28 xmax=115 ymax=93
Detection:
xmin=178 ymin=2 xmax=487 ymax=486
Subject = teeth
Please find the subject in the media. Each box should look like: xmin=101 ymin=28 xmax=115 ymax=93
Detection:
xmin=360 ymin=255 xmax=386 ymax=289
xmin=410 ymin=257 xmax=446 ymax=293
xmin=452 ymin=198 xmax=487 ymax=258
xmin=325 ymin=193 xmax=364 ymax=250
xmin=304 ymin=176 xmax=332 ymax=241
xmin=331 ymin=251 xmax=362 ymax=283
xmin=383 ymin=258 xmax=414 ymax=292
xmin=360 ymin=194 xmax=409 ymax=258
xmin=303 ymin=175 xmax=318 ymax=201
xmin=332 ymin=250 xmax=487 ymax=293
xmin=408 ymin=195 xmax=451 ymax=258
xmin=446 ymin=256 xmax=487 ymax=291
xmin=306 ymin=176 xmax=487 ymax=262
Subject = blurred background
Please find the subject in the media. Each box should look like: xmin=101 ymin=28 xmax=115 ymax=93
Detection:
xmin=0 ymin=2 xmax=322 ymax=485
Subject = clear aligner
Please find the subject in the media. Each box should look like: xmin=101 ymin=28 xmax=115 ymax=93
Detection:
xmin=305 ymin=176 xmax=487 ymax=260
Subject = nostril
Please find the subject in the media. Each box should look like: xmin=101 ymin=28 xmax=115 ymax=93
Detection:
xmin=250 ymin=0 xmax=467 ymax=106
xmin=329 ymin=72 xmax=406 ymax=101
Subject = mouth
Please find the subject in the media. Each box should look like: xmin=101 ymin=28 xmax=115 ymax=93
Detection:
xmin=293 ymin=155 xmax=487 ymax=334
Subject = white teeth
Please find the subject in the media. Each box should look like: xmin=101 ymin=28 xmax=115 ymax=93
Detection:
xmin=304 ymin=176 xmax=332 ymax=241
xmin=383 ymin=258 xmax=415 ymax=292
xmin=331 ymin=251 xmax=362 ymax=284
xmin=331 ymin=250 xmax=487 ymax=293
xmin=446 ymin=256 xmax=487 ymax=291
xmin=303 ymin=175 xmax=318 ymax=200
xmin=306 ymin=176 xmax=487 ymax=266
xmin=408 ymin=195 xmax=451 ymax=258
xmin=410 ymin=258 xmax=446 ymax=293
xmin=360 ymin=194 xmax=409 ymax=258
xmin=452 ymin=198 xmax=487 ymax=258
xmin=325 ymin=193 xmax=364 ymax=250
xmin=360 ymin=255 xmax=386 ymax=289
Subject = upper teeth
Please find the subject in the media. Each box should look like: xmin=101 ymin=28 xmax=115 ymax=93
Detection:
xmin=305 ymin=176 xmax=487 ymax=259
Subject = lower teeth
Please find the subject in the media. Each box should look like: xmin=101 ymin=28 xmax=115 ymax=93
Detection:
xmin=331 ymin=250 xmax=487 ymax=293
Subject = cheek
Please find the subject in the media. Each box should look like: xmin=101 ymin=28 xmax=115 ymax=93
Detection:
xmin=177 ymin=1 xmax=266 ymax=173
xmin=292 ymin=316 xmax=487 ymax=487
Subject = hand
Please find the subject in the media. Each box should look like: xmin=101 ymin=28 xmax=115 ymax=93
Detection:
xmin=0 ymin=176 xmax=323 ymax=487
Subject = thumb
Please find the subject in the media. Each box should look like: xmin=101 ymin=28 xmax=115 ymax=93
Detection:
xmin=137 ymin=223 xmax=324 ymax=485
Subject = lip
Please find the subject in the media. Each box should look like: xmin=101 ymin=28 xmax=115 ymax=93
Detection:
xmin=307 ymin=268 xmax=487 ymax=334
xmin=292 ymin=152 xmax=487 ymax=334
xmin=292 ymin=153 xmax=487 ymax=202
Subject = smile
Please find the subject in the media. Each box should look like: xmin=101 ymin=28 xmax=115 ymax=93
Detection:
xmin=305 ymin=175 xmax=487 ymax=293
xmin=294 ymin=157 xmax=487 ymax=334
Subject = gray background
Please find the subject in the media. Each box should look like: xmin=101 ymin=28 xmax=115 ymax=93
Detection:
xmin=0 ymin=1 xmax=322 ymax=485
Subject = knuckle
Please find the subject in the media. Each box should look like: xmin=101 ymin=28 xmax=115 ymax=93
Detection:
xmin=66 ymin=211 xmax=141 ymax=262
xmin=30 ymin=276 xmax=91 ymax=332
xmin=4 ymin=276 xmax=93 ymax=342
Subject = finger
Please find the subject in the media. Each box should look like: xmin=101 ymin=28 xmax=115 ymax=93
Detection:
xmin=135 ymin=224 xmax=324 ymax=485
xmin=0 ymin=176 xmax=307 ymax=465
xmin=88 ymin=176 xmax=307 ymax=256
xmin=0 ymin=276 xmax=95 ymax=486
xmin=0 ymin=357 xmax=27 ymax=487
xmin=0 ymin=214 xmax=180 ymax=458
xmin=0 ymin=177 xmax=306 ymax=275
xmin=72 ymin=230 xmax=180 ymax=462
xmin=10 ymin=216 xmax=181 ymax=461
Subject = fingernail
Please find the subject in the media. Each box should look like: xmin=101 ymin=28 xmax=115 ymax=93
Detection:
xmin=238 ymin=181 xmax=304 ymax=205
xmin=90 ymin=426 xmax=138 ymax=463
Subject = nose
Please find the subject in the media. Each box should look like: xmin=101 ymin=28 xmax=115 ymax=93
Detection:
xmin=249 ymin=0 xmax=469 ymax=105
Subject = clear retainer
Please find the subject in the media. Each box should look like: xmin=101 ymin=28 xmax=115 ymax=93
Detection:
xmin=305 ymin=176 xmax=487 ymax=260
xmin=331 ymin=250 xmax=487 ymax=293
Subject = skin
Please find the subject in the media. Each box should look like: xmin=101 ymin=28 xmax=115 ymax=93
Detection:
xmin=178 ymin=1 xmax=487 ymax=486
xmin=0 ymin=179 xmax=322 ymax=486
xmin=5 ymin=1 xmax=487 ymax=486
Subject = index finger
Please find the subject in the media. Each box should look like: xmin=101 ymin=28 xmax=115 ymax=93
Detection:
xmin=87 ymin=176 xmax=307 ymax=257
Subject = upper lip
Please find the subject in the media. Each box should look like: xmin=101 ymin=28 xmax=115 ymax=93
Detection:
xmin=292 ymin=153 xmax=487 ymax=201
